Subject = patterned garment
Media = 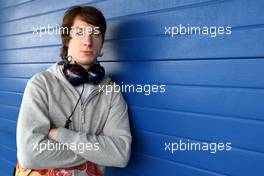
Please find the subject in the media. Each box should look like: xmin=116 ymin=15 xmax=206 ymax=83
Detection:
xmin=15 ymin=161 xmax=104 ymax=176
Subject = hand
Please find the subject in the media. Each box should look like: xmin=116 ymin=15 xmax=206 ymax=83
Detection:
xmin=48 ymin=128 xmax=58 ymax=140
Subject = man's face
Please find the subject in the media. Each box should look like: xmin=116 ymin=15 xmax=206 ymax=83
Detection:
xmin=67 ymin=16 xmax=103 ymax=66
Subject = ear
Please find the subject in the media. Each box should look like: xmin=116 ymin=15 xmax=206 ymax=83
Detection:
xmin=98 ymin=52 xmax=104 ymax=57
xmin=67 ymin=55 xmax=72 ymax=62
xmin=65 ymin=37 xmax=72 ymax=47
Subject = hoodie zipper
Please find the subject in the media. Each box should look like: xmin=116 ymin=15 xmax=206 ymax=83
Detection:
xmin=79 ymin=88 xmax=101 ymax=131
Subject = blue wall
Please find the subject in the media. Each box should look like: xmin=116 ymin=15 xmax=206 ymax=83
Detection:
xmin=0 ymin=0 xmax=264 ymax=175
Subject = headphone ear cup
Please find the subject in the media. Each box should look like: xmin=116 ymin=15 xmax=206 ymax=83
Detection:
xmin=63 ymin=64 xmax=89 ymax=86
xmin=88 ymin=64 xmax=105 ymax=84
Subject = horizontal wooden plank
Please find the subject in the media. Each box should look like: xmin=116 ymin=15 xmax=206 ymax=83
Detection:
xmin=0 ymin=132 xmax=16 ymax=150
xmin=105 ymin=167 xmax=139 ymax=176
xmin=0 ymin=47 xmax=60 ymax=64
xmin=103 ymin=59 xmax=264 ymax=89
xmin=0 ymin=92 xmax=22 ymax=107
xmin=102 ymin=28 xmax=264 ymax=60
xmin=0 ymin=144 xmax=17 ymax=163
xmin=0 ymin=63 xmax=51 ymax=78
xmin=0 ymin=0 xmax=211 ymax=23
xmin=0 ymin=0 xmax=95 ymax=23
xmin=0 ymin=158 xmax=16 ymax=176
xmin=133 ymin=130 xmax=264 ymax=176
xmin=0 ymin=118 xmax=16 ymax=134
xmin=123 ymin=85 xmax=264 ymax=121
xmin=0 ymin=32 xmax=60 ymax=49
xmin=0 ymin=78 xmax=28 ymax=92
xmin=108 ymin=153 xmax=225 ymax=176
xmin=130 ymin=106 xmax=264 ymax=153
xmin=0 ymin=0 xmax=32 ymax=10
xmin=0 ymin=105 xmax=19 ymax=122
xmin=0 ymin=171 xmax=9 ymax=176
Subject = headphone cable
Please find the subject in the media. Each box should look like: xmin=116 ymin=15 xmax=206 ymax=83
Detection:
xmin=65 ymin=83 xmax=85 ymax=129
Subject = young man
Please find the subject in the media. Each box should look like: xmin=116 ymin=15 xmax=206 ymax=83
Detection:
xmin=16 ymin=6 xmax=132 ymax=176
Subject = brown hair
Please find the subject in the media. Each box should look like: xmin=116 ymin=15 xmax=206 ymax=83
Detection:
xmin=60 ymin=6 xmax=107 ymax=60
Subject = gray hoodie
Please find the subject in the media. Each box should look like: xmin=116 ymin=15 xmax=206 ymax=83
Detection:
xmin=16 ymin=62 xmax=132 ymax=171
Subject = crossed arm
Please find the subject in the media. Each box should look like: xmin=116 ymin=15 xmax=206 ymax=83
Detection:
xmin=17 ymin=78 xmax=131 ymax=169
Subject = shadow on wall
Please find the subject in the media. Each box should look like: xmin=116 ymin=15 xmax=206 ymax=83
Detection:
xmin=104 ymin=18 xmax=158 ymax=174
xmin=103 ymin=18 xmax=157 ymax=80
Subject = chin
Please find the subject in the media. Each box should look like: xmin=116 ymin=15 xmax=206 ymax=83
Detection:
xmin=80 ymin=57 xmax=96 ymax=65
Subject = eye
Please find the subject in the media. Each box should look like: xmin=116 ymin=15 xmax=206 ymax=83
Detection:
xmin=91 ymin=30 xmax=101 ymax=38
xmin=92 ymin=33 xmax=100 ymax=38
xmin=76 ymin=31 xmax=84 ymax=37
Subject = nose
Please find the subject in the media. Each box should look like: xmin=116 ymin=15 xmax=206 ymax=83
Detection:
xmin=83 ymin=34 xmax=92 ymax=47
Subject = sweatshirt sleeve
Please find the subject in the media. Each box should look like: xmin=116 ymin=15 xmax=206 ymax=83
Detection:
xmin=17 ymin=76 xmax=86 ymax=169
xmin=55 ymin=89 xmax=132 ymax=168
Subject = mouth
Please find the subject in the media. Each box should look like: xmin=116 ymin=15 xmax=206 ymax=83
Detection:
xmin=80 ymin=50 xmax=93 ymax=55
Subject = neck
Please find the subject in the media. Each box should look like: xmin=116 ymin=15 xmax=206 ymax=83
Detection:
xmin=69 ymin=60 xmax=93 ymax=70
xmin=80 ymin=64 xmax=91 ymax=70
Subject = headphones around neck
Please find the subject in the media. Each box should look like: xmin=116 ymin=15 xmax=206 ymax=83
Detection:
xmin=59 ymin=55 xmax=105 ymax=86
